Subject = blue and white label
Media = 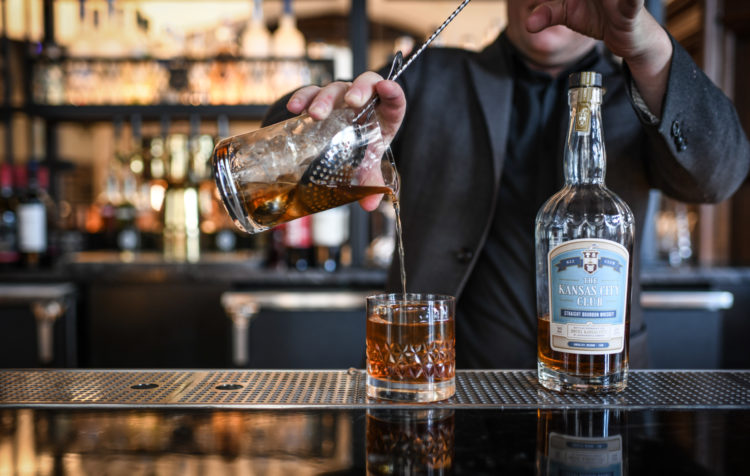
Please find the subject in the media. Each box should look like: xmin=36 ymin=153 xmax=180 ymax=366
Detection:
xmin=547 ymin=433 xmax=623 ymax=475
xmin=548 ymin=239 xmax=629 ymax=355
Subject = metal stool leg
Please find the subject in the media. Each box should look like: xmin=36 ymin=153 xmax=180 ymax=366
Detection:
xmin=31 ymin=300 xmax=66 ymax=365
xmin=221 ymin=295 xmax=259 ymax=367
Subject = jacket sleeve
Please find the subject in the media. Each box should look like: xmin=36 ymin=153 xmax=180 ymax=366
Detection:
xmin=625 ymin=33 xmax=750 ymax=203
xmin=261 ymin=91 xmax=298 ymax=127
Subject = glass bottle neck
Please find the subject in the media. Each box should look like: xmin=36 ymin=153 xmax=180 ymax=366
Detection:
xmin=564 ymin=87 xmax=605 ymax=185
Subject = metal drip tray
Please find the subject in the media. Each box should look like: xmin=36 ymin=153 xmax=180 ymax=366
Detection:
xmin=0 ymin=370 xmax=748 ymax=409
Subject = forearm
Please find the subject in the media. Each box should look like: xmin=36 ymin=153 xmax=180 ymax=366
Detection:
xmin=632 ymin=39 xmax=750 ymax=203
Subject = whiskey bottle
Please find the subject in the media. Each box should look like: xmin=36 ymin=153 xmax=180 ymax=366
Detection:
xmin=535 ymin=71 xmax=634 ymax=393
xmin=282 ymin=215 xmax=313 ymax=271
xmin=0 ymin=163 xmax=19 ymax=268
xmin=17 ymin=162 xmax=48 ymax=268
xmin=312 ymin=205 xmax=350 ymax=272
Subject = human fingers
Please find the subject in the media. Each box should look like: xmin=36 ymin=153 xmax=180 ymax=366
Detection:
xmin=374 ymin=80 xmax=406 ymax=143
xmin=527 ymin=0 xmax=643 ymax=34
xmin=525 ymin=0 xmax=563 ymax=33
xmin=343 ymin=71 xmax=386 ymax=109
xmin=293 ymin=81 xmax=352 ymax=120
xmin=615 ymin=0 xmax=643 ymax=20
xmin=359 ymin=193 xmax=384 ymax=212
xmin=287 ymin=85 xmax=321 ymax=114
xmin=356 ymin=149 xmax=388 ymax=212
xmin=308 ymin=81 xmax=353 ymax=120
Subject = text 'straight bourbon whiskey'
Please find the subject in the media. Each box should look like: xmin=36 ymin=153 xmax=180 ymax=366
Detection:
xmin=535 ymin=71 xmax=635 ymax=393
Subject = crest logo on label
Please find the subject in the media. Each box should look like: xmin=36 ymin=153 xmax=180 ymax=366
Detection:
xmin=582 ymin=246 xmax=599 ymax=274
xmin=575 ymin=105 xmax=591 ymax=132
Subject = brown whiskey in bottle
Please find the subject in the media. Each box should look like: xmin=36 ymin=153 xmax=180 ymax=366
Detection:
xmin=535 ymin=72 xmax=634 ymax=394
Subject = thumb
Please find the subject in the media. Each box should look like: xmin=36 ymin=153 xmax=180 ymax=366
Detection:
xmin=526 ymin=1 xmax=566 ymax=33
xmin=374 ymin=80 xmax=406 ymax=143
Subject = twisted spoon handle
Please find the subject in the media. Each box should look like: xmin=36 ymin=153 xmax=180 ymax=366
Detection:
xmin=353 ymin=0 xmax=472 ymax=122
xmin=392 ymin=0 xmax=472 ymax=81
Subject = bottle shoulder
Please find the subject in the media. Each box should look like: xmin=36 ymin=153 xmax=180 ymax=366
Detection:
xmin=536 ymin=184 xmax=634 ymax=224
xmin=535 ymin=184 xmax=635 ymax=250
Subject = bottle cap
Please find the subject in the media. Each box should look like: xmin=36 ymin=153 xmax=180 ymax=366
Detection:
xmin=569 ymin=71 xmax=602 ymax=88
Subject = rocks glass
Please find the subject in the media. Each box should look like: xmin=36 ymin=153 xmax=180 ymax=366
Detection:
xmin=366 ymin=293 xmax=456 ymax=402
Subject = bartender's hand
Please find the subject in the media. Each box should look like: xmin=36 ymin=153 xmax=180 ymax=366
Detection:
xmin=286 ymin=73 xmax=406 ymax=211
xmin=286 ymin=72 xmax=406 ymax=145
xmin=527 ymin=0 xmax=672 ymax=117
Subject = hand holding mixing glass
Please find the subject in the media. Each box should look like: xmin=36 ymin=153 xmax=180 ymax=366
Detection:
xmin=212 ymin=0 xmax=472 ymax=233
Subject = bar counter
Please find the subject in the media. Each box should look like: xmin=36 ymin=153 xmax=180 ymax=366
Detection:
xmin=1 ymin=369 xmax=748 ymax=474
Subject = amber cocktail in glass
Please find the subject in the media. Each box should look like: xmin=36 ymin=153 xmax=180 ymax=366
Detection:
xmin=366 ymin=293 xmax=455 ymax=402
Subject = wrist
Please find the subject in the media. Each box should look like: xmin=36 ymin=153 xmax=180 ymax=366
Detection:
xmin=624 ymin=20 xmax=673 ymax=118
xmin=623 ymin=15 xmax=673 ymax=81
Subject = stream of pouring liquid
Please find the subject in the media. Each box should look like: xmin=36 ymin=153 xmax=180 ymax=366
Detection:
xmin=392 ymin=195 xmax=407 ymax=296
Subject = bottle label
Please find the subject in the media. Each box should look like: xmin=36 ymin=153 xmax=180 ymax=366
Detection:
xmin=547 ymin=433 xmax=623 ymax=475
xmin=18 ymin=203 xmax=47 ymax=253
xmin=548 ymin=239 xmax=629 ymax=355
xmin=312 ymin=206 xmax=350 ymax=247
xmin=574 ymin=87 xmax=594 ymax=133
xmin=283 ymin=216 xmax=312 ymax=248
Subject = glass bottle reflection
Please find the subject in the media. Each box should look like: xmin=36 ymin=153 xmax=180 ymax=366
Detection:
xmin=537 ymin=409 xmax=626 ymax=476
xmin=366 ymin=409 xmax=454 ymax=475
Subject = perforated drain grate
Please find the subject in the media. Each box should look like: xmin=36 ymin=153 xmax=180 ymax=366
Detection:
xmin=0 ymin=370 xmax=747 ymax=409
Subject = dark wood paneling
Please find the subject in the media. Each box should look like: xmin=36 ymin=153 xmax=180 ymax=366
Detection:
xmin=729 ymin=23 xmax=750 ymax=264
xmin=722 ymin=0 xmax=750 ymax=34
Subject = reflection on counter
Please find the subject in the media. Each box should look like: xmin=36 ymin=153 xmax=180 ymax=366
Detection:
xmin=1 ymin=408 xmax=749 ymax=474
xmin=367 ymin=409 xmax=454 ymax=475
xmin=536 ymin=409 xmax=625 ymax=476
xmin=0 ymin=409 xmax=351 ymax=475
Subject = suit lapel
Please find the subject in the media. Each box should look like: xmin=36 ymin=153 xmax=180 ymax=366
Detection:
xmin=466 ymin=35 xmax=514 ymax=186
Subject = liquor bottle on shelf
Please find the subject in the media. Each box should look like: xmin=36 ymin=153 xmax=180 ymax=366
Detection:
xmin=0 ymin=163 xmax=19 ymax=268
xmin=36 ymin=165 xmax=60 ymax=265
xmin=241 ymin=0 xmax=272 ymax=104
xmin=272 ymin=0 xmax=306 ymax=58
xmin=242 ymin=0 xmax=271 ymax=58
xmin=115 ymin=181 xmax=139 ymax=256
xmin=535 ymin=71 xmax=634 ymax=394
xmin=190 ymin=123 xmax=220 ymax=252
xmin=115 ymin=119 xmax=144 ymax=256
xmin=68 ymin=2 xmax=101 ymax=58
xmin=16 ymin=162 xmax=48 ymax=268
xmin=98 ymin=5 xmax=130 ymax=59
xmin=282 ymin=216 xmax=313 ymax=271
xmin=163 ymin=134 xmax=200 ymax=262
xmin=122 ymin=3 xmax=149 ymax=59
xmin=312 ymin=205 xmax=350 ymax=272
xmin=147 ymin=136 xmax=168 ymax=213
xmin=271 ymin=0 xmax=308 ymax=98
xmin=136 ymin=135 xmax=167 ymax=250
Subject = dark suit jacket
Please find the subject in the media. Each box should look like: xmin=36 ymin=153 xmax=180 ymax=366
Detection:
xmin=264 ymin=32 xmax=750 ymax=368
